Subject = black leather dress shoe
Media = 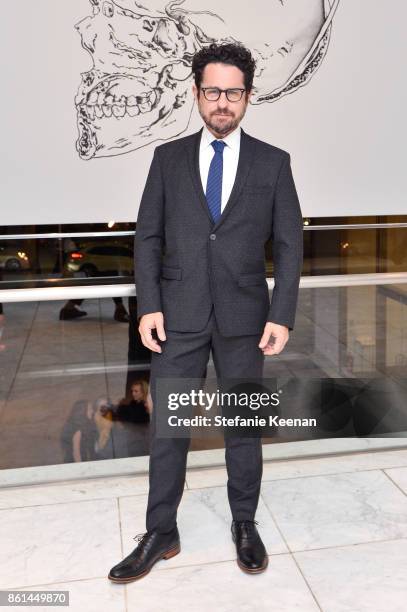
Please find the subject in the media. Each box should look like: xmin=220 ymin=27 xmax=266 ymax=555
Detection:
xmin=231 ymin=520 xmax=268 ymax=573
xmin=59 ymin=306 xmax=87 ymax=320
xmin=108 ymin=527 xmax=180 ymax=583
xmin=113 ymin=304 xmax=129 ymax=323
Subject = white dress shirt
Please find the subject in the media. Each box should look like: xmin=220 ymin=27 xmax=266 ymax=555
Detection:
xmin=199 ymin=124 xmax=241 ymax=213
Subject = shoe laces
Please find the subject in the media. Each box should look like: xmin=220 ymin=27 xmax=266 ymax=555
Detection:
xmin=133 ymin=532 xmax=150 ymax=545
xmin=235 ymin=519 xmax=259 ymax=534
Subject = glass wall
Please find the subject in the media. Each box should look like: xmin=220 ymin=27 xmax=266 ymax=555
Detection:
xmin=302 ymin=216 xmax=407 ymax=276
xmin=1 ymin=283 xmax=406 ymax=470
xmin=1 ymin=217 xmax=406 ymax=472
xmin=0 ymin=222 xmax=135 ymax=290
xmin=1 ymin=216 xmax=407 ymax=291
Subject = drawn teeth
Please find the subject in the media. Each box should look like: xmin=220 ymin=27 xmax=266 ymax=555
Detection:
xmin=139 ymin=101 xmax=151 ymax=113
xmin=112 ymin=102 xmax=126 ymax=118
xmin=138 ymin=90 xmax=156 ymax=111
xmin=81 ymin=88 xmax=157 ymax=121
xmin=127 ymin=106 xmax=140 ymax=117
xmin=102 ymin=94 xmax=114 ymax=117
xmin=127 ymin=95 xmax=140 ymax=116
xmin=88 ymin=91 xmax=98 ymax=104
xmin=112 ymin=95 xmax=126 ymax=117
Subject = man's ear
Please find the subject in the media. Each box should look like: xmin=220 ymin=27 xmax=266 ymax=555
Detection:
xmin=192 ymin=84 xmax=198 ymax=102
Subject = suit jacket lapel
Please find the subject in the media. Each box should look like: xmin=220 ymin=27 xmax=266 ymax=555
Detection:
xmin=186 ymin=127 xmax=213 ymax=223
xmin=186 ymin=126 xmax=257 ymax=228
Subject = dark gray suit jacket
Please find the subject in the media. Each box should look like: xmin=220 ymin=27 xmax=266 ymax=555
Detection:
xmin=134 ymin=126 xmax=303 ymax=337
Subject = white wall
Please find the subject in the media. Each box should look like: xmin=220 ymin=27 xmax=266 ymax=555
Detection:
xmin=1 ymin=0 xmax=405 ymax=225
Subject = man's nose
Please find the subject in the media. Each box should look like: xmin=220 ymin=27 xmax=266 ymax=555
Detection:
xmin=217 ymin=92 xmax=229 ymax=109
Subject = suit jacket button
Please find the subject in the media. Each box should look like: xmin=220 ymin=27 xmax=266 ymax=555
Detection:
xmin=209 ymin=234 xmax=216 ymax=240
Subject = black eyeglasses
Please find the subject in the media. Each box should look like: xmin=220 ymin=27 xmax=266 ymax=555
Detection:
xmin=200 ymin=87 xmax=246 ymax=102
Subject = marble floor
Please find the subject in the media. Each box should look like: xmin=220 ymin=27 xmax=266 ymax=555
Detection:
xmin=2 ymin=447 xmax=407 ymax=611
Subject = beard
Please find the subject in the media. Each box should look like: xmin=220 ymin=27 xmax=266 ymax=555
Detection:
xmin=198 ymin=101 xmax=248 ymax=137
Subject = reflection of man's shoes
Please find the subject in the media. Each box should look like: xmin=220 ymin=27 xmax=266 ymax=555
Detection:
xmin=114 ymin=303 xmax=129 ymax=323
xmin=231 ymin=520 xmax=268 ymax=573
xmin=108 ymin=527 xmax=180 ymax=583
xmin=59 ymin=306 xmax=87 ymax=320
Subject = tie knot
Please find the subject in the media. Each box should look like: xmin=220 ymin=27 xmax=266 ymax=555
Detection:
xmin=211 ymin=139 xmax=226 ymax=154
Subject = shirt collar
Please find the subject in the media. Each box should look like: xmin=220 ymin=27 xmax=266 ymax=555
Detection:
xmin=201 ymin=124 xmax=241 ymax=151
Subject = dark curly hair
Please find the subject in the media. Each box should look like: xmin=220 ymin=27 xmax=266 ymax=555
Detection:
xmin=191 ymin=43 xmax=256 ymax=92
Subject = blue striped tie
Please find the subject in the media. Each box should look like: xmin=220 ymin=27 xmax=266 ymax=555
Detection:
xmin=205 ymin=139 xmax=226 ymax=223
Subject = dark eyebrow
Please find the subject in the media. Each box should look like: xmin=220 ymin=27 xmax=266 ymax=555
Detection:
xmin=202 ymin=86 xmax=244 ymax=89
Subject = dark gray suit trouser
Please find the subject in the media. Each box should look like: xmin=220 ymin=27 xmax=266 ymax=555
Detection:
xmin=146 ymin=307 xmax=265 ymax=533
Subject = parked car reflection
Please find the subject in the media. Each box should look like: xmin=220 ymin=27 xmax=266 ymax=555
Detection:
xmin=64 ymin=242 xmax=134 ymax=277
xmin=0 ymin=242 xmax=30 ymax=271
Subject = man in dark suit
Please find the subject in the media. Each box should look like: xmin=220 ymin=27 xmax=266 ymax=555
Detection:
xmin=109 ymin=42 xmax=303 ymax=583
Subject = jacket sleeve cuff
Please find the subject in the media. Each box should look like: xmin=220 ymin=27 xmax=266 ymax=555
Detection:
xmin=267 ymin=304 xmax=295 ymax=331
xmin=135 ymin=289 xmax=162 ymax=321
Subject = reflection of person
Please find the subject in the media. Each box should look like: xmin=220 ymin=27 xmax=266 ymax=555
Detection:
xmin=60 ymin=397 xmax=114 ymax=462
xmin=93 ymin=396 xmax=114 ymax=457
xmin=60 ymin=399 xmax=98 ymax=463
xmin=52 ymin=237 xmax=78 ymax=274
xmin=105 ymin=380 xmax=151 ymax=424
xmin=59 ymin=297 xmax=129 ymax=322
xmin=109 ymin=43 xmax=303 ymax=583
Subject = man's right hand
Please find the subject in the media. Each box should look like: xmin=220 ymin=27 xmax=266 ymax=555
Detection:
xmin=138 ymin=312 xmax=166 ymax=353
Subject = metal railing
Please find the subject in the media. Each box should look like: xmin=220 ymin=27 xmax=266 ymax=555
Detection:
xmin=1 ymin=222 xmax=407 ymax=241
xmin=0 ymin=231 xmax=134 ymax=240
xmin=1 ymin=223 xmax=407 ymax=303
xmin=1 ymin=273 xmax=407 ymax=303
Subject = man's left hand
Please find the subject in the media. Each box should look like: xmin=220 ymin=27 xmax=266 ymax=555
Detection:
xmin=258 ymin=322 xmax=289 ymax=356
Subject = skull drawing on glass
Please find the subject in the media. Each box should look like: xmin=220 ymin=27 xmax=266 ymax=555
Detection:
xmin=74 ymin=0 xmax=339 ymax=159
